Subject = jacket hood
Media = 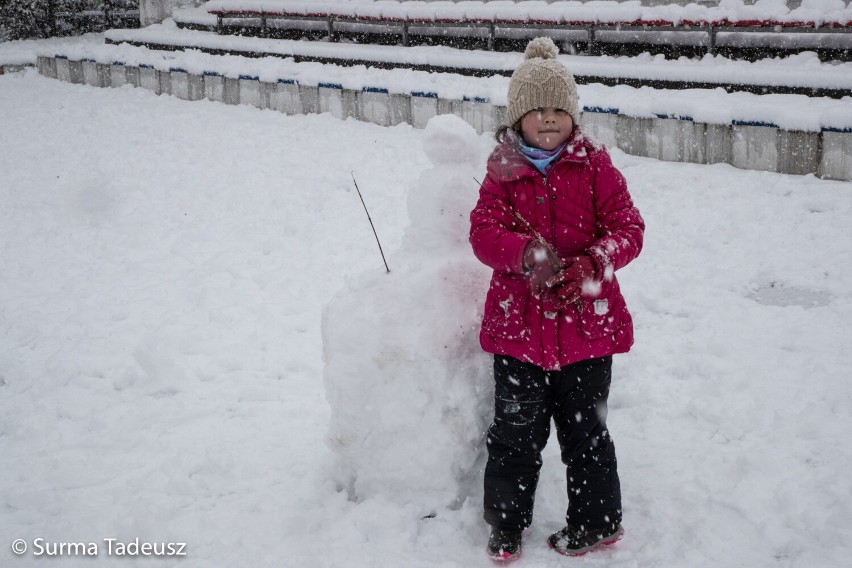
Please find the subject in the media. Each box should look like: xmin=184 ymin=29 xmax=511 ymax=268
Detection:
xmin=486 ymin=127 xmax=599 ymax=182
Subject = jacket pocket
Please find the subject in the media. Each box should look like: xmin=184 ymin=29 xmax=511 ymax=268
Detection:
xmin=482 ymin=276 xmax=529 ymax=342
xmin=577 ymin=282 xmax=628 ymax=341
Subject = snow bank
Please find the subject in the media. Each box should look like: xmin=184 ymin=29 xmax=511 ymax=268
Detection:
xmin=0 ymin=33 xmax=106 ymax=66
xmin=322 ymin=114 xmax=493 ymax=512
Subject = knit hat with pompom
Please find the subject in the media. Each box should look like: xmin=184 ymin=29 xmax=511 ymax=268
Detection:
xmin=506 ymin=37 xmax=579 ymax=127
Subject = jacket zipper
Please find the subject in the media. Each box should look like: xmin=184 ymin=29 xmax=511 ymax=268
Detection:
xmin=542 ymin=164 xmax=584 ymax=315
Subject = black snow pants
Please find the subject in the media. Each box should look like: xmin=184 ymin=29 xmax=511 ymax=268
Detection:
xmin=483 ymin=355 xmax=622 ymax=533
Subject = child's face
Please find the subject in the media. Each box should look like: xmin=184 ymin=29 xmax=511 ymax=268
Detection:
xmin=520 ymin=107 xmax=574 ymax=151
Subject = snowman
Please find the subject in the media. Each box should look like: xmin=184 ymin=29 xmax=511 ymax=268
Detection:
xmin=322 ymin=114 xmax=493 ymax=515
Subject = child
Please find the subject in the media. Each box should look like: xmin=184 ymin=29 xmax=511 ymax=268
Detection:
xmin=469 ymin=37 xmax=645 ymax=561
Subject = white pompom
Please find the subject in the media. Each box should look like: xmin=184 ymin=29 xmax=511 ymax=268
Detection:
xmin=524 ymin=37 xmax=559 ymax=60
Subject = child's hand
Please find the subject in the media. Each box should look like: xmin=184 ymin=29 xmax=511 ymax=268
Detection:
xmin=524 ymin=242 xmax=561 ymax=297
xmin=542 ymin=255 xmax=597 ymax=308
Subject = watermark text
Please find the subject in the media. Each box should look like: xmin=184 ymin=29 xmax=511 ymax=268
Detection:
xmin=11 ymin=537 xmax=187 ymax=558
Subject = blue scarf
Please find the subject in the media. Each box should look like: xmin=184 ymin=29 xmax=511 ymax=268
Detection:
xmin=517 ymin=138 xmax=568 ymax=174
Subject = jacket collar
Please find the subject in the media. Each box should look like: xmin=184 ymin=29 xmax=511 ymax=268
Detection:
xmin=487 ymin=127 xmax=593 ymax=182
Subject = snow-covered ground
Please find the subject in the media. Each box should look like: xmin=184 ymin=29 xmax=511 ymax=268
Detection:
xmin=1 ymin=68 xmax=851 ymax=567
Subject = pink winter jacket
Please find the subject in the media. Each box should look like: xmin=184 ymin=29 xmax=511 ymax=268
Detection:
xmin=470 ymin=129 xmax=645 ymax=370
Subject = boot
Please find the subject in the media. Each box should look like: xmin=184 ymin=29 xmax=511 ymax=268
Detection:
xmin=547 ymin=523 xmax=623 ymax=556
xmin=486 ymin=528 xmax=522 ymax=561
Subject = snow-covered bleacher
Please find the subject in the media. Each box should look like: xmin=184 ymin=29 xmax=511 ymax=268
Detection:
xmin=201 ymin=0 xmax=852 ymax=26
xmin=34 ymin=36 xmax=852 ymax=180
xmin=189 ymin=0 xmax=852 ymax=54
xmin=104 ymin=23 xmax=852 ymax=98
xmin=36 ymin=39 xmax=852 ymax=132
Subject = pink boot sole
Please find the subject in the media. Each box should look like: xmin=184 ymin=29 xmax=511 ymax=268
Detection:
xmin=487 ymin=549 xmax=521 ymax=562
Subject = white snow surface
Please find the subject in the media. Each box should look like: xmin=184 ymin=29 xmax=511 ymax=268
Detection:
xmin=2 ymin=68 xmax=852 ymax=567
